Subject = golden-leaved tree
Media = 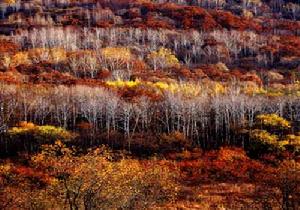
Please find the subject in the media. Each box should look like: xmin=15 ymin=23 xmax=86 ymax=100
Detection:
xmin=101 ymin=47 xmax=132 ymax=71
xmin=249 ymin=114 xmax=299 ymax=156
xmin=28 ymin=141 xmax=179 ymax=209
xmin=147 ymin=47 xmax=179 ymax=71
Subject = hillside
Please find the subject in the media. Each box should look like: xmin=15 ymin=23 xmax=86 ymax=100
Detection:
xmin=0 ymin=0 xmax=300 ymax=209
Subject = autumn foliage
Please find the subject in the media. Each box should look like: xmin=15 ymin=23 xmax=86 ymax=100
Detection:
xmin=0 ymin=0 xmax=300 ymax=209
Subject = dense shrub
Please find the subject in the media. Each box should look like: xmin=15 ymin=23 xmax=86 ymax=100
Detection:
xmin=178 ymin=147 xmax=265 ymax=183
xmin=2 ymin=122 xmax=76 ymax=154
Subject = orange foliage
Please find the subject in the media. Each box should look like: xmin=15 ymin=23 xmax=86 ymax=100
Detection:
xmin=12 ymin=166 xmax=53 ymax=186
xmin=0 ymin=70 xmax=24 ymax=84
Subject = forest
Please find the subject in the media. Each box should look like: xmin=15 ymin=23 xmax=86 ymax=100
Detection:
xmin=0 ymin=0 xmax=300 ymax=209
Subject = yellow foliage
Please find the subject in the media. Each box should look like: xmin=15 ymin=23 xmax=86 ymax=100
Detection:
xmin=50 ymin=48 xmax=67 ymax=63
xmin=283 ymin=134 xmax=300 ymax=152
xmin=242 ymin=82 xmax=300 ymax=97
xmin=284 ymin=134 xmax=300 ymax=143
xmin=152 ymin=81 xmax=169 ymax=90
xmin=9 ymin=121 xmax=36 ymax=134
xmin=256 ymin=114 xmax=291 ymax=129
xmin=11 ymin=51 xmax=31 ymax=66
xmin=243 ymin=85 xmax=267 ymax=95
xmin=32 ymin=140 xmax=74 ymax=166
xmin=148 ymin=47 xmax=180 ymax=69
xmin=106 ymin=79 xmax=141 ymax=88
xmin=106 ymin=79 xmax=203 ymax=97
xmin=30 ymin=144 xmax=179 ymax=209
xmin=1 ymin=55 xmax=11 ymax=69
xmin=35 ymin=125 xmax=74 ymax=141
xmin=5 ymin=48 xmax=66 ymax=67
xmin=8 ymin=122 xmax=75 ymax=142
xmin=277 ymin=140 xmax=290 ymax=148
xmin=250 ymin=129 xmax=279 ymax=145
xmin=249 ymin=129 xmax=298 ymax=152
xmin=265 ymin=90 xmax=284 ymax=97
xmin=0 ymin=163 xmax=12 ymax=175
xmin=213 ymin=82 xmax=226 ymax=95
xmin=160 ymin=82 xmax=202 ymax=96
xmin=102 ymin=47 xmax=132 ymax=61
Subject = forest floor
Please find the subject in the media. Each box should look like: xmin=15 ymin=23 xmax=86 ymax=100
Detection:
xmin=155 ymin=183 xmax=258 ymax=209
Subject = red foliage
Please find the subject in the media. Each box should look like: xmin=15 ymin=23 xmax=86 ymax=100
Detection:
xmin=204 ymin=147 xmax=265 ymax=181
xmin=138 ymin=3 xmax=219 ymax=30
xmin=193 ymin=68 xmax=209 ymax=80
xmin=0 ymin=70 xmax=24 ymax=84
xmin=145 ymin=15 xmax=173 ymax=29
xmin=210 ymin=10 xmax=262 ymax=32
xmin=0 ymin=39 xmax=19 ymax=55
xmin=240 ymin=71 xmax=263 ymax=86
xmin=12 ymin=166 xmax=53 ymax=186
xmin=31 ymin=71 xmax=77 ymax=85
xmin=16 ymin=63 xmax=53 ymax=75
xmin=97 ymin=68 xmax=111 ymax=80
xmin=177 ymin=147 xmax=266 ymax=184
xmin=200 ymin=65 xmax=232 ymax=81
xmin=172 ymin=67 xmax=194 ymax=80
xmin=231 ymin=69 xmax=244 ymax=78
xmin=131 ymin=60 xmax=148 ymax=73
xmin=278 ymin=35 xmax=300 ymax=57
xmin=262 ymin=18 xmax=300 ymax=34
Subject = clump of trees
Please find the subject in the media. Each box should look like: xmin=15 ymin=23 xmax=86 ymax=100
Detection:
xmin=0 ymin=82 xmax=299 ymax=156
xmin=147 ymin=47 xmax=180 ymax=71
xmin=3 ymin=121 xmax=76 ymax=154
xmin=0 ymin=141 xmax=179 ymax=209
xmin=249 ymin=114 xmax=300 ymax=157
